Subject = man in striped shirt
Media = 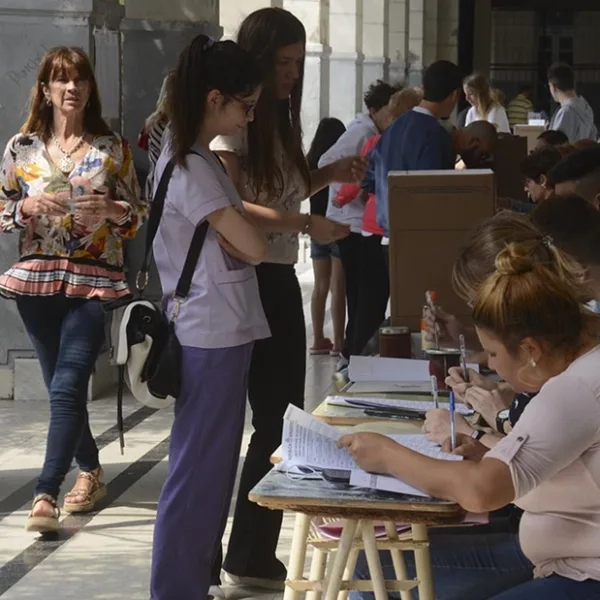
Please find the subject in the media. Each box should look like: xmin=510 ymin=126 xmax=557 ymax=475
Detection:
xmin=507 ymin=84 xmax=534 ymax=127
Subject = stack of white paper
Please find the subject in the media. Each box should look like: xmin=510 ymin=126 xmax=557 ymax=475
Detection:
xmin=345 ymin=356 xmax=479 ymax=394
xmin=281 ymin=406 xmax=462 ymax=498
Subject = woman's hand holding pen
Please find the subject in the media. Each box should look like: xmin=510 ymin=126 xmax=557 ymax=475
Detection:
xmin=423 ymin=409 xmax=473 ymax=444
xmin=445 ymin=366 xmax=498 ymax=400
xmin=424 ymin=307 xmax=465 ymax=347
xmin=464 ymin=387 xmax=513 ymax=431
xmin=442 ymin=433 xmax=488 ymax=462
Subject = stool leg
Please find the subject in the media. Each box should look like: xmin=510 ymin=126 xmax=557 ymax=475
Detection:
xmin=412 ymin=524 xmax=435 ymax=600
xmin=284 ymin=513 xmax=312 ymax=600
xmin=337 ymin=522 xmax=363 ymax=600
xmin=307 ymin=548 xmax=328 ymax=600
xmin=361 ymin=520 xmax=388 ymax=600
xmin=384 ymin=522 xmax=412 ymax=600
xmin=324 ymin=519 xmax=360 ymax=600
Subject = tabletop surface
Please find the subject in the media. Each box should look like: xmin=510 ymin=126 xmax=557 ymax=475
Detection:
xmin=250 ymin=470 xmax=464 ymax=520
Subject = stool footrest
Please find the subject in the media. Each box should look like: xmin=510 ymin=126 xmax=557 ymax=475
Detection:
xmin=286 ymin=579 xmax=419 ymax=593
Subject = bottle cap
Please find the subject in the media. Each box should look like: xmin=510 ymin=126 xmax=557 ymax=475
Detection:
xmin=426 ymin=290 xmax=438 ymax=303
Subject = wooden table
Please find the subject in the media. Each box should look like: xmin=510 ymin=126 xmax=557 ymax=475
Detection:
xmin=312 ymin=394 xmax=437 ymax=427
xmin=250 ymin=470 xmax=464 ymax=600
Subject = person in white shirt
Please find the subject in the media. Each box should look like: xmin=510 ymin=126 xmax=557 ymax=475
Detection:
xmin=318 ymin=80 xmax=399 ymax=366
xmin=464 ymin=73 xmax=511 ymax=134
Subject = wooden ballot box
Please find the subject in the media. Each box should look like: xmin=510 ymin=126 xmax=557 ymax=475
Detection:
xmin=388 ymin=169 xmax=496 ymax=330
xmin=513 ymin=124 xmax=546 ymax=153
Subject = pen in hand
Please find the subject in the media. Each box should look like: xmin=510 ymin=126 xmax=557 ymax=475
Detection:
xmin=459 ymin=334 xmax=469 ymax=384
xmin=449 ymin=391 xmax=456 ymax=451
xmin=431 ymin=375 xmax=439 ymax=409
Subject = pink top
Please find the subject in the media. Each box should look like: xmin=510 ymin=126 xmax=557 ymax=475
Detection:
xmin=335 ymin=134 xmax=383 ymax=236
xmin=486 ymin=344 xmax=600 ymax=581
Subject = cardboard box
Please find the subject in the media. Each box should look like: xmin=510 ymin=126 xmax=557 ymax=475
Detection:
xmin=493 ymin=134 xmax=528 ymax=202
xmin=513 ymin=124 xmax=546 ymax=153
xmin=388 ymin=169 xmax=496 ymax=330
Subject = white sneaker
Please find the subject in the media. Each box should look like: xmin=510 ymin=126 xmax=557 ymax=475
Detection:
xmin=208 ymin=585 xmax=226 ymax=599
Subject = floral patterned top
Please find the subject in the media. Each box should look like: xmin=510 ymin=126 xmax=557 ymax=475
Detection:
xmin=0 ymin=133 xmax=146 ymax=299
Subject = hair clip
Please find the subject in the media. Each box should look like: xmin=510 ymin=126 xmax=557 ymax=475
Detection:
xmin=541 ymin=235 xmax=554 ymax=249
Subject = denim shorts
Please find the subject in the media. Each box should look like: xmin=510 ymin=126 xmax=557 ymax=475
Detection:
xmin=311 ymin=241 xmax=340 ymax=260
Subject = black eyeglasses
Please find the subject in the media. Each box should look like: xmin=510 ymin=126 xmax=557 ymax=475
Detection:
xmin=231 ymin=96 xmax=256 ymax=116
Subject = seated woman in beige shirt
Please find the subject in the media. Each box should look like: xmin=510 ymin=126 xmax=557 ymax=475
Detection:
xmin=341 ymin=239 xmax=600 ymax=600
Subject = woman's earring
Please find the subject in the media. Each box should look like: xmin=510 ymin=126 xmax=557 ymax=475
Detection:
xmin=46 ymin=98 xmax=52 ymax=107
xmin=530 ymin=359 xmax=537 ymax=368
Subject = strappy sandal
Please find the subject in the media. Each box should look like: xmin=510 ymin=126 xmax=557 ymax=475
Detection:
xmin=63 ymin=468 xmax=106 ymax=514
xmin=25 ymin=493 xmax=60 ymax=533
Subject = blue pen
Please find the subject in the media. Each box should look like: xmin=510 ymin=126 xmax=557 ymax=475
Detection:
xmin=449 ymin=391 xmax=456 ymax=450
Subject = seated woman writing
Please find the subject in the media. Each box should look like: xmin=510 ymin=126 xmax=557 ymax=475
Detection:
xmin=342 ymin=239 xmax=600 ymax=600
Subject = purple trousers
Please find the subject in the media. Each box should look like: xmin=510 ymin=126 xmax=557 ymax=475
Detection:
xmin=150 ymin=343 xmax=254 ymax=600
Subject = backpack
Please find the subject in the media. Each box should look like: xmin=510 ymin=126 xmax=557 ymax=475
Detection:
xmin=105 ymin=150 xmax=208 ymax=452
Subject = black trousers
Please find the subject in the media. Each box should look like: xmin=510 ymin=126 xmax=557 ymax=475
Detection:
xmin=337 ymin=232 xmax=363 ymax=359
xmin=350 ymin=235 xmax=390 ymax=356
xmin=213 ymin=263 xmax=306 ymax=580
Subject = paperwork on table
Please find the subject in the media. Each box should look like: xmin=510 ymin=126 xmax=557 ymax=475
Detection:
xmin=346 ymin=356 xmax=479 ymax=394
xmin=279 ymin=405 xmax=461 ymax=498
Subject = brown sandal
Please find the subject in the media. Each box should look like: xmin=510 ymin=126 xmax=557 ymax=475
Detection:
xmin=63 ymin=468 xmax=106 ymax=513
xmin=25 ymin=494 xmax=60 ymax=533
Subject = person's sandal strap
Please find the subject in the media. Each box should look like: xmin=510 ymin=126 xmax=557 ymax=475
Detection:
xmin=64 ymin=470 xmax=102 ymax=502
xmin=29 ymin=493 xmax=60 ymax=519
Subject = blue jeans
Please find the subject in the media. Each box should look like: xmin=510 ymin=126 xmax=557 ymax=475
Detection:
xmin=352 ymin=530 xmax=600 ymax=599
xmin=17 ymin=294 xmax=106 ymax=498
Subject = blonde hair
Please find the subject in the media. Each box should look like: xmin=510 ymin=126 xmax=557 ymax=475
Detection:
xmin=388 ymin=87 xmax=422 ymax=119
xmin=491 ymin=88 xmax=505 ymax=106
xmin=473 ymin=241 xmax=596 ymax=355
xmin=464 ymin=73 xmax=496 ymax=119
xmin=452 ymin=212 xmax=589 ymax=304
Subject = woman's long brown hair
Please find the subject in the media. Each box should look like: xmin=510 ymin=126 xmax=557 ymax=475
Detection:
xmin=237 ymin=8 xmax=310 ymax=200
xmin=21 ymin=46 xmax=111 ymax=138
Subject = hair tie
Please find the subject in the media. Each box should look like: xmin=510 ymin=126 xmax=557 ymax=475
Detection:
xmin=204 ymin=37 xmax=216 ymax=51
xmin=542 ymin=235 xmax=554 ymax=249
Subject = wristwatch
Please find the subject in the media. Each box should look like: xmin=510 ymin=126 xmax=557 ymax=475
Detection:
xmin=471 ymin=429 xmax=485 ymax=441
xmin=496 ymin=408 xmax=511 ymax=434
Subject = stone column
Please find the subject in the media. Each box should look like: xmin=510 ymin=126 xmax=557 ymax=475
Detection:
xmin=284 ymin=0 xmax=329 ymax=143
xmin=363 ymin=0 xmax=390 ymax=89
xmin=407 ymin=0 xmax=425 ymax=85
xmin=388 ymin=0 xmax=409 ymax=84
xmin=220 ymin=0 xmax=281 ymax=39
xmin=328 ymin=0 xmax=363 ymax=125
xmin=437 ymin=0 xmax=459 ymax=64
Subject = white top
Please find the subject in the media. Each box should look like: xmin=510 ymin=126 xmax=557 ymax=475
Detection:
xmin=211 ymin=130 xmax=309 ymax=264
xmin=153 ymin=143 xmax=270 ymax=348
xmin=319 ymin=113 xmax=378 ymax=233
xmin=486 ymin=345 xmax=600 ymax=581
xmin=465 ymin=105 xmax=511 ymax=134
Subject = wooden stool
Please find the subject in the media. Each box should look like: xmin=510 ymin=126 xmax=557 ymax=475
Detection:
xmin=283 ymin=514 xmax=435 ymax=600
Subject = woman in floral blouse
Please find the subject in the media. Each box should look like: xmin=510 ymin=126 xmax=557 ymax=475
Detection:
xmin=0 ymin=46 xmax=145 ymax=533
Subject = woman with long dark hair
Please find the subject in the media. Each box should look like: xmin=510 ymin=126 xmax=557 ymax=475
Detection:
xmin=149 ymin=35 xmax=270 ymax=599
xmin=213 ymin=7 xmax=366 ymax=589
xmin=0 ymin=46 xmax=144 ymax=533
xmin=306 ymin=117 xmax=347 ymax=355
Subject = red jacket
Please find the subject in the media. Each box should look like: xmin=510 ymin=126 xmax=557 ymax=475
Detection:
xmin=334 ymin=134 xmax=383 ymax=236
